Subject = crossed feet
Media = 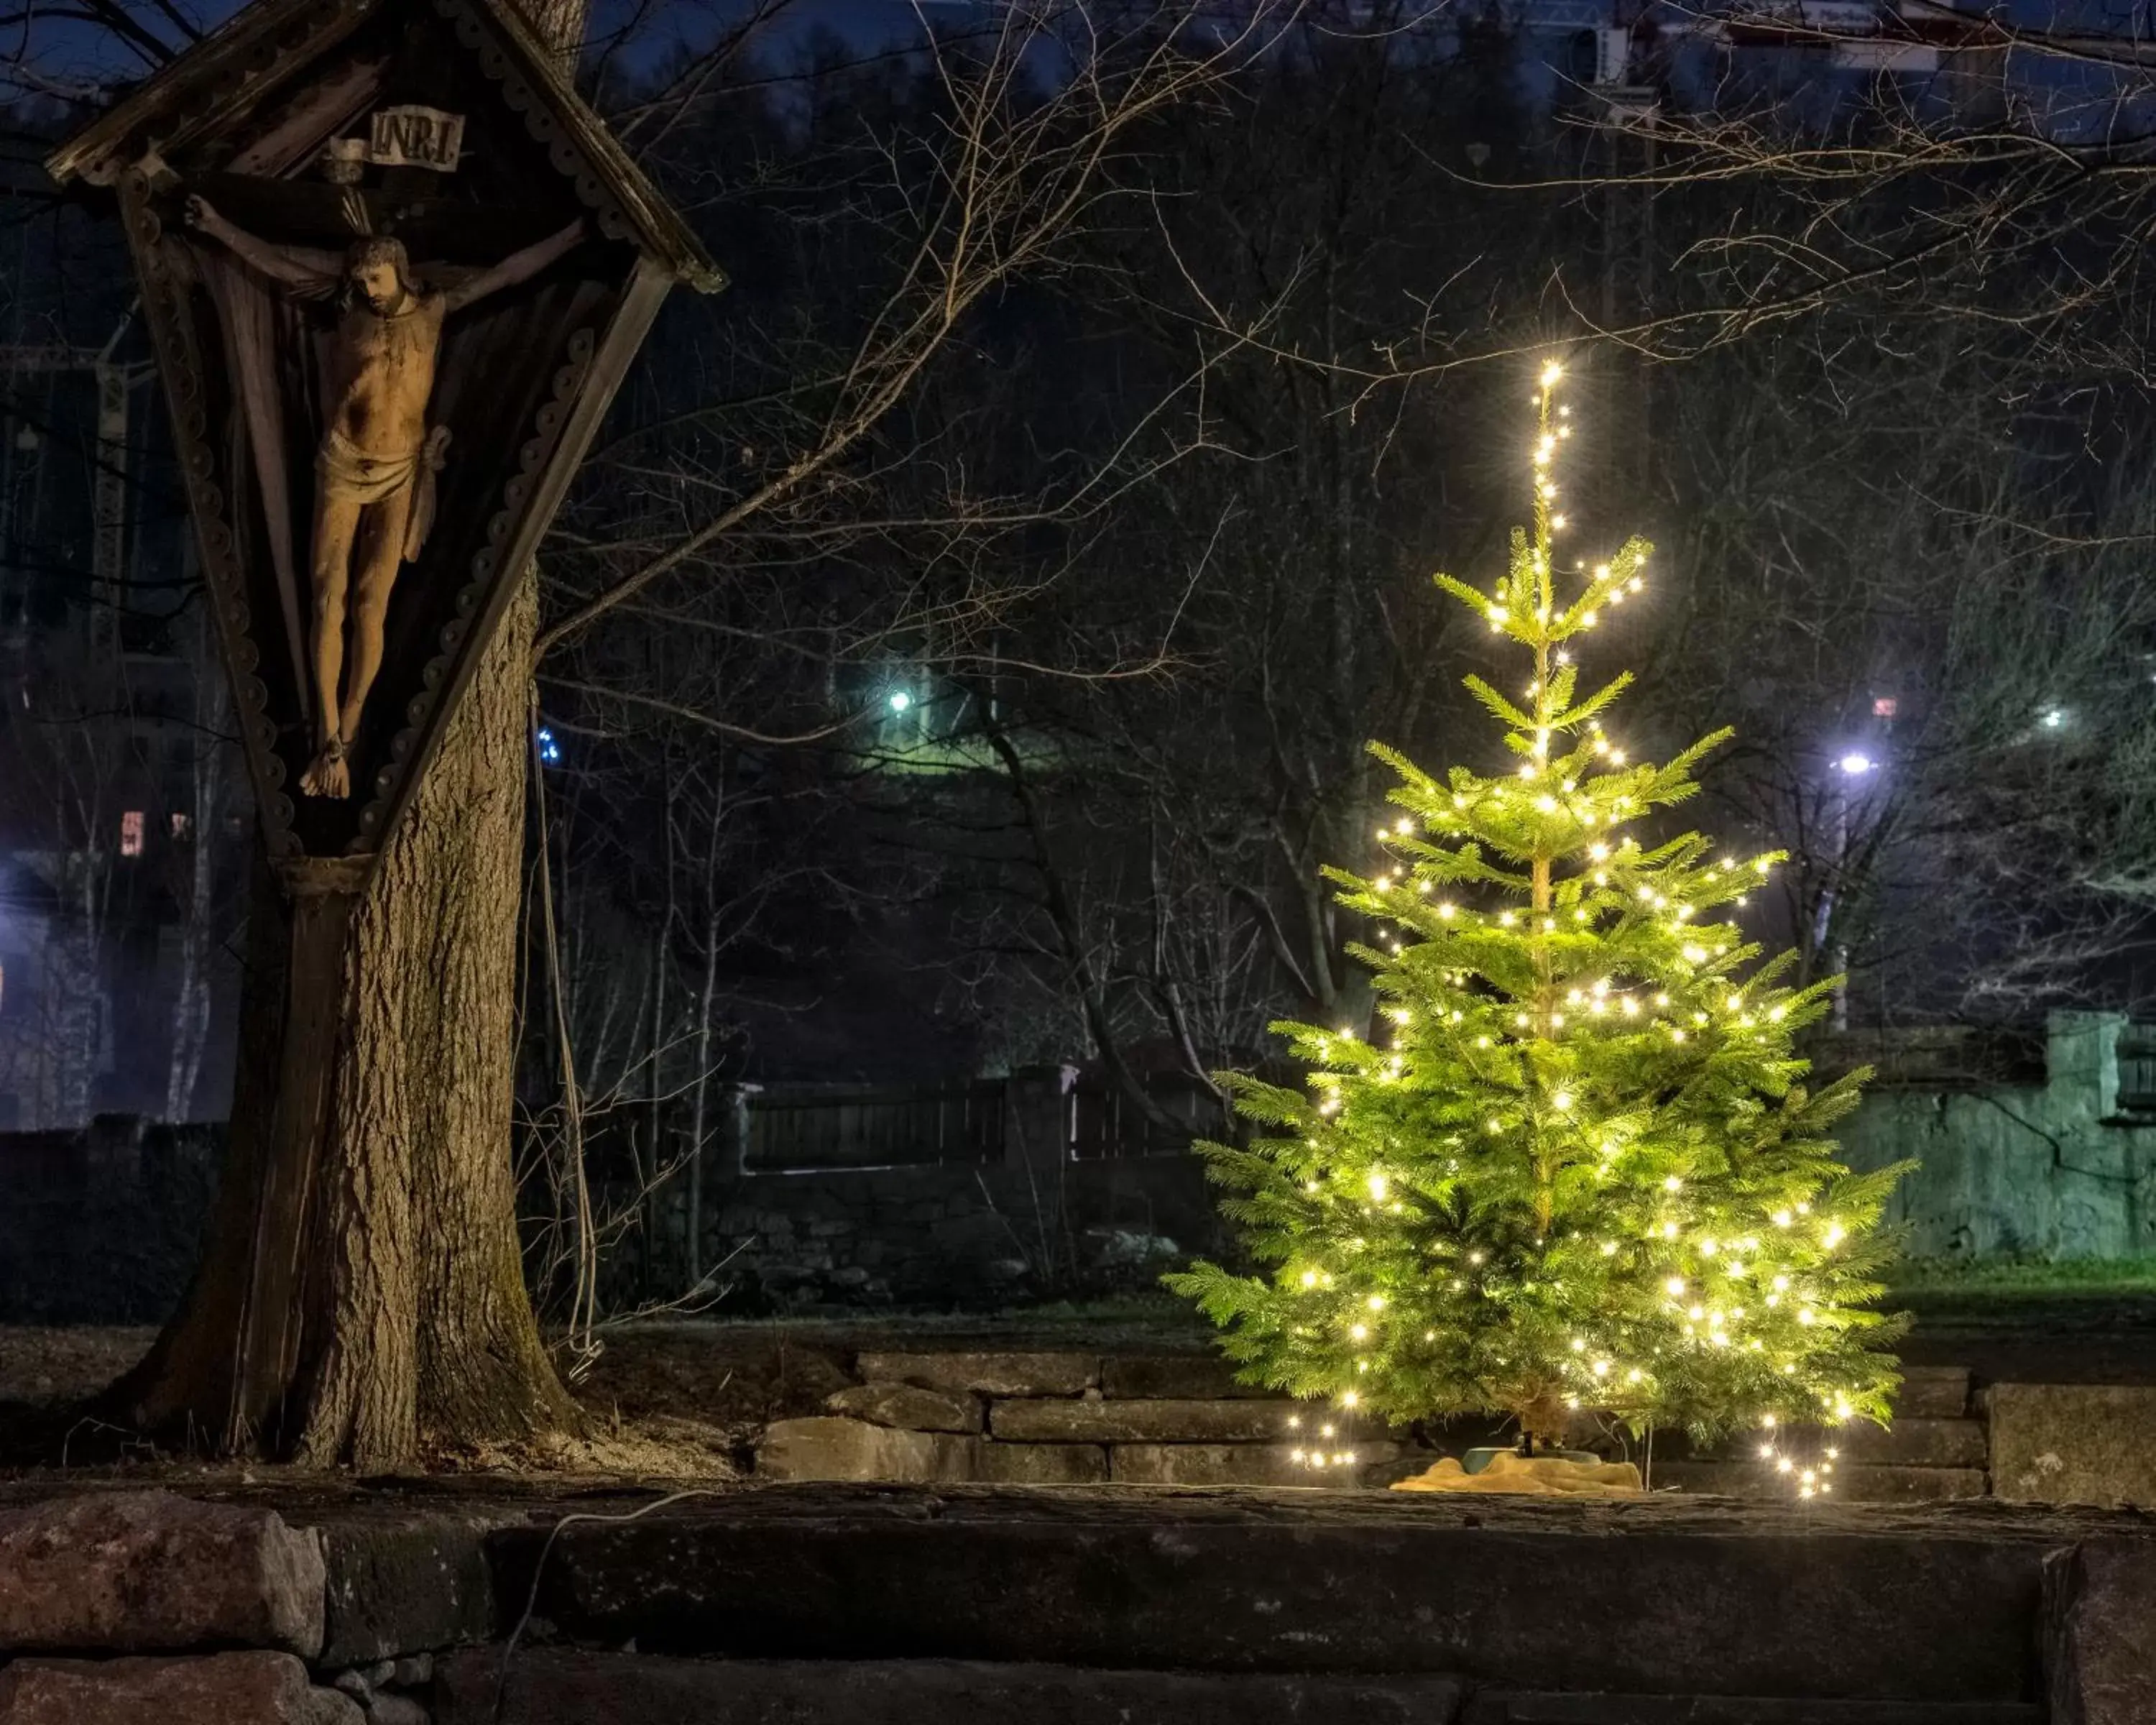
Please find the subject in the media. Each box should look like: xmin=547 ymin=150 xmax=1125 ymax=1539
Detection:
xmin=300 ymin=735 xmax=351 ymax=799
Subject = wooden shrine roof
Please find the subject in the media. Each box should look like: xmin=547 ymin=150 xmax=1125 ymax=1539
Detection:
xmin=45 ymin=0 xmax=723 ymax=293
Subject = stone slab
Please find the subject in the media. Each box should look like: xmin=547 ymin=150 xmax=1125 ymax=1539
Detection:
xmin=1470 ymin=1696 xmax=2038 ymax=1724
xmin=2044 ymin=1539 xmax=2156 ymax=1725
xmin=826 ymin=1381 xmax=983 ymax=1434
xmin=1100 ymin=1355 xmax=1275 ymax=1399
xmin=975 ymin=1444 xmax=1110 ymax=1485
xmin=1898 ymin=1368 xmax=1974 ymax=1421
xmin=318 ymin=1509 xmax=506 ymax=1667
xmin=758 ymin=1417 xmax=974 ymax=1484
xmin=1685 ymin=1420 xmax=1985 ymax=1470
xmin=856 ymin=1351 xmax=1098 ymax=1397
xmin=487 ymin=1489 xmax=2047 ymax=1701
xmin=1649 ymin=1463 xmax=1988 ymax=1503
xmin=1990 ymin=1384 xmax=2156 ymax=1506
xmin=1843 ymin=1420 xmax=1987 ymax=1469
xmin=0 ymin=1652 xmax=360 ymax=1724
xmin=1111 ymin=1443 xmax=1404 ymax=1489
xmin=992 ymin=1397 xmax=1304 ymax=1443
xmin=435 ymin=1650 xmax=1468 ymax=1724
xmin=0 ymin=1491 xmax=325 ymax=1657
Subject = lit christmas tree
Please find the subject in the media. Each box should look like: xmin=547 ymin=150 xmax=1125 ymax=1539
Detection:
xmin=1169 ymin=363 xmax=1907 ymax=1476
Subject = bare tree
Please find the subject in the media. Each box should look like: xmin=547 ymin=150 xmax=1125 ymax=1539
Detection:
xmin=83 ymin=0 xmax=1285 ymax=1463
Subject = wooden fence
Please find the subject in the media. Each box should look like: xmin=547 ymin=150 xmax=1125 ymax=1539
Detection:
xmin=1070 ymin=1072 xmax=1217 ymax=1159
xmin=745 ymin=1080 xmax=1007 ymax=1173
xmin=742 ymin=1070 xmax=1225 ymax=1174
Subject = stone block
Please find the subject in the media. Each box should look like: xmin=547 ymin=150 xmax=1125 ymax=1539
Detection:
xmin=772 ymin=1346 xmax=857 ymax=1417
xmin=487 ymin=1492 xmax=2045 ymax=1703
xmin=2045 ymin=1539 xmax=2156 ymax=1725
xmin=434 ymin=1650 xmax=1468 ymax=1724
xmin=1111 ymin=1443 xmax=1401 ymax=1487
xmin=992 ymin=1397 xmax=1304 ymax=1443
xmin=826 ymin=1381 xmax=982 ymax=1433
xmin=1842 ymin=1419 xmax=1987 ymax=1468
xmin=319 ymin=1509 xmax=504 ymax=1667
xmin=0 ymin=1652 xmax=360 ymax=1724
xmin=758 ymin=1417 xmax=975 ymax=1483
xmin=1646 ymin=1463 xmax=1986 ymax=1502
xmin=856 ymin=1351 xmax=1097 ymax=1397
xmin=1100 ymin=1354 xmax=1273 ymax=1400
xmin=0 ymin=1491 xmax=325 ymax=1657
xmin=1682 ymin=1420 xmax=1984 ymax=1470
xmin=1897 ymin=1366 xmax=1973 ymax=1420
xmin=1990 ymin=1384 xmax=2156 ymax=1506
xmin=975 ymin=1444 xmax=1109 ymax=1485
xmin=1470 ymin=1696 xmax=2037 ymax=1723
xmin=1680 ymin=1420 xmax=1984 ymax=1469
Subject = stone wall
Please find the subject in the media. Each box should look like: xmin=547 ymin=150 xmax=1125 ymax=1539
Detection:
xmin=675 ymin=1156 xmax=1227 ymax=1310
xmin=752 ymin=1343 xmax=1991 ymax=1501
xmin=590 ymin=1064 xmax=1233 ymax=1311
xmin=5 ymin=1482 xmax=2150 ymax=1724
xmin=1838 ymin=1013 xmax=2156 ymax=1260
xmin=0 ymin=1116 xmax=219 ymax=1324
xmin=9 ymin=1016 xmax=2156 ymax=1326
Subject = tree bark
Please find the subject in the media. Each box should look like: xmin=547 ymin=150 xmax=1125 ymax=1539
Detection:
xmin=114 ymin=574 xmax=579 ymax=1463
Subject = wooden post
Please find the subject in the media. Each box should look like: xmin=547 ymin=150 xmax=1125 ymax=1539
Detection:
xmin=220 ymin=854 xmax=368 ymax=1448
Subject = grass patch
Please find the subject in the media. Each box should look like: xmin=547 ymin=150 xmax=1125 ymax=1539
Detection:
xmin=1888 ymin=1256 xmax=2156 ymax=1297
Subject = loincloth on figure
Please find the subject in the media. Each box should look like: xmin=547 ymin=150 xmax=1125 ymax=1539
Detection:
xmin=315 ymin=423 xmax=451 ymax=561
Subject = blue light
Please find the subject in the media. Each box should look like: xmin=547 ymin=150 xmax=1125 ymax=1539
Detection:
xmin=536 ymin=724 xmax=563 ymax=766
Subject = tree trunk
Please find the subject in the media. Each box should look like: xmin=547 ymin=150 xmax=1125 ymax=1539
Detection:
xmin=108 ymin=0 xmax=591 ymax=1469
xmin=114 ymin=574 xmax=579 ymax=1463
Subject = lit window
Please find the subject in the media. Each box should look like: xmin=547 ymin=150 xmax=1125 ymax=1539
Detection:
xmin=170 ymin=812 xmax=193 ymax=841
xmin=119 ymin=811 xmax=144 ymax=857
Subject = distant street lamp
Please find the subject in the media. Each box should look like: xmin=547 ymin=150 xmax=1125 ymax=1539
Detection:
xmin=1823 ymin=748 xmax=1884 ymax=1029
xmin=888 ymin=690 xmax=912 ymax=714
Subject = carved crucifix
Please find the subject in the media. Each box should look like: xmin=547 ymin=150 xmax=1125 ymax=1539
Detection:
xmin=184 ymin=196 xmax=584 ymax=796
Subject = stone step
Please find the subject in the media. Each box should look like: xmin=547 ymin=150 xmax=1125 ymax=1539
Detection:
xmin=1470 ymin=1696 xmax=2037 ymax=1724
xmin=1898 ymin=1367 xmax=1974 ymax=1420
xmin=1100 ymin=1353 xmax=1277 ymax=1399
xmin=1987 ymin=1384 xmax=2156 ymax=1507
xmin=434 ymin=1651 xmax=1470 ymax=1724
xmin=1680 ymin=1419 xmax=1986 ymax=1471
xmin=1109 ymin=1441 xmax=1401 ymax=1488
xmin=1649 ymin=1463 xmax=1987 ymax=1503
xmin=857 ymin=1351 xmax=1098 ymax=1397
xmin=990 ymin=1397 xmax=1304 ymax=1444
xmin=433 ymin=1653 xmax=2050 ymax=1725
xmin=487 ymin=1484 xmax=2048 ymax=1703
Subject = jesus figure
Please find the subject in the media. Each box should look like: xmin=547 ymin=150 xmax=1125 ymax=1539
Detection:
xmin=185 ymin=196 xmax=584 ymax=797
